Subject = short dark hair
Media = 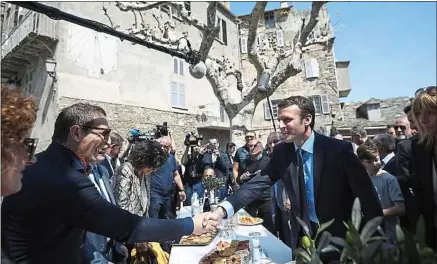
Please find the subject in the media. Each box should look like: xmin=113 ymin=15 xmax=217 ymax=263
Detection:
xmin=226 ymin=142 xmax=236 ymax=149
xmin=277 ymin=96 xmax=315 ymax=129
xmin=373 ymin=133 xmax=396 ymax=153
xmin=110 ymin=132 xmax=124 ymax=146
xmin=129 ymin=140 xmax=168 ymax=170
xmin=52 ymin=103 xmax=107 ymax=142
xmin=386 ymin=125 xmax=394 ymax=129
xmin=330 ymin=126 xmax=340 ymax=137
xmin=350 ymin=126 xmax=367 ymax=137
xmin=357 ymin=140 xmax=378 ymax=161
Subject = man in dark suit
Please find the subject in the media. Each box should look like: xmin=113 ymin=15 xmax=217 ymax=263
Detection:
xmin=207 ymin=96 xmax=383 ymax=258
xmin=373 ymin=133 xmax=397 ymax=176
xmin=101 ymin=132 xmax=124 ymax=179
xmin=1 ymin=103 xmax=217 ymax=264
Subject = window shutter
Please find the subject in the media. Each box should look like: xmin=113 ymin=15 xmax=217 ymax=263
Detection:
xmin=173 ymin=58 xmax=178 ymax=74
xmin=171 ymin=82 xmax=178 ymax=107
xmin=221 ymin=19 xmax=227 ymax=45
xmin=264 ymin=101 xmax=271 ymax=120
xmin=305 ymin=58 xmax=319 ymax=79
xmin=178 ymin=83 xmax=186 ymax=108
xmin=179 ymin=59 xmax=184 ymax=75
xmin=276 ymin=30 xmax=284 ymax=47
xmin=310 ymin=58 xmax=319 ymax=78
xmin=240 ymin=36 xmax=247 ymax=53
xmin=310 ymin=95 xmax=322 ymax=115
xmin=321 ymin=95 xmax=330 ymax=114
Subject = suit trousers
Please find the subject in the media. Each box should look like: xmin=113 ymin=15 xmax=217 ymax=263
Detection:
xmin=245 ymin=199 xmax=275 ymax=235
xmin=149 ymin=193 xmax=172 ymax=219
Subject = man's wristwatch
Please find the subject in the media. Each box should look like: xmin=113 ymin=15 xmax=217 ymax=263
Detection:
xmin=179 ymin=189 xmax=185 ymax=193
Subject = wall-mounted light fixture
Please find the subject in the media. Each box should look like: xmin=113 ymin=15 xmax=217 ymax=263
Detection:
xmin=46 ymin=58 xmax=57 ymax=82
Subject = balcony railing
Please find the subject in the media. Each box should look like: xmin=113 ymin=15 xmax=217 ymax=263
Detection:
xmin=2 ymin=10 xmax=57 ymax=59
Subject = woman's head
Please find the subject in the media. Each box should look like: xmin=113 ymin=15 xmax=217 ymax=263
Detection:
xmin=412 ymin=86 xmax=437 ymax=150
xmin=1 ymin=86 xmax=37 ymax=196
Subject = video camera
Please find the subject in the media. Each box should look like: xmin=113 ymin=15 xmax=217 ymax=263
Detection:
xmin=184 ymin=132 xmax=203 ymax=147
xmin=127 ymin=128 xmax=156 ymax=143
xmin=155 ymin=122 xmax=169 ymax=139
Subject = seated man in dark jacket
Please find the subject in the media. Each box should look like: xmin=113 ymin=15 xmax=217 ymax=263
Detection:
xmin=237 ymin=139 xmax=274 ymax=234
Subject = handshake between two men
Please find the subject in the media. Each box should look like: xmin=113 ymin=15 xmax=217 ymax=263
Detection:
xmin=191 ymin=207 xmax=228 ymax=235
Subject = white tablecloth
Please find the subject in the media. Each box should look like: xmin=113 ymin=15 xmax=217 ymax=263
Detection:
xmin=169 ymin=206 xmax=293 ymax=264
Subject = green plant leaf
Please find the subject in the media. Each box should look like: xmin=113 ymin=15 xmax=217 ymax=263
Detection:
xmin=296 ymin=217 xmax=311 ymax=237
xmin=310 ymin=248 xmax=322 ymax=264
xmin=396 ymin=225 xmax=405 ymax=243
xmin=352 ymin=198 xmax=362 ymax=231
xmin=316 ymin=219 xmax=335 ymax=238
xmin=295 ymin=247 xmax=311 ymax=263
xmin=330 ymin=236 xmax=347 ymax=248
xmin=360 ymin=216 xmax=383 ymax=244
xmin=320 ymin=245 xmax=341 ymax=254
xmin=347 ymin=220 xmax=363 ymax=250
xmin=361 ymin=240 xmax=383 ymax=262
xmin=317 ymin=231 xmax=332 ymax=252
xmin=416 ymin=215 xmax=426 ymax=248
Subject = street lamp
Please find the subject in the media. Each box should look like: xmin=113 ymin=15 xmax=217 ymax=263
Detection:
xmin=46 ymin=58 xmax=57 ymax=82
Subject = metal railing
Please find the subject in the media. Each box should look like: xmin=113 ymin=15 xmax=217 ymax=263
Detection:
xmin=1 ymin=10 xmax=57 ymax=59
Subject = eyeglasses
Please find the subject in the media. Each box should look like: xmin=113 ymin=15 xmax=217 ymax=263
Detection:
xmin=414 ymin=86 xmax=437 ymax=97
xmin=81 ymin=125 xmax=111 ymax=140
xmin=394 ymin=125 xmax=407 ymax=131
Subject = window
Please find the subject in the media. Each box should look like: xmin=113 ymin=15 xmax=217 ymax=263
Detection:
xmin=309 ymin=95 xmax=330 ymax=115
xmin=264 ymin=99 xmax=278 ymax=120
xmin=216 ymin=17 xmax=227 ymax=45
xmin=304 ymin=58 xmax=319 ymax=79
xmin=264 ymin=13 xmax=275 ymax=29
xmin=184 ymin=2 xmax=191 ymax=16
xmin=25 ymin=69 xmax=34 ymax=94
xmin=367 ymin=103 xmax=380 ymax=110
xmin=173 ymin=57 xmax=184 ymax=75
xmin=240 ymin=36 xmax=247 ymax=53
xmin=276 ymin=30 xmax=284 ymax=47
xmin=171 ymin=82 xmax=186 ymax=109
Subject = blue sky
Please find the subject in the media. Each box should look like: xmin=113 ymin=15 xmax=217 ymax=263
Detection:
xmin=230 ymin=2 xmax=436 ymax=102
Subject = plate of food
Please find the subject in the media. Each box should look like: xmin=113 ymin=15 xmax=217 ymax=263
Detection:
xmin=176 ymin=229 xmax=219 ymax=246
xmin=238 ymin=215 xmax=264 ymax=226
xmin=199 ymin=240 xmax=250 ymax=264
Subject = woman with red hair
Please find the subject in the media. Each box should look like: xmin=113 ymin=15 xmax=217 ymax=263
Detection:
xmin=1 ymin=85 xmax=37 ymax=196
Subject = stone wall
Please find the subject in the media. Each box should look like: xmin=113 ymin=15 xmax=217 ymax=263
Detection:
xmin=57 ymin=97 xmax=231 ymax=158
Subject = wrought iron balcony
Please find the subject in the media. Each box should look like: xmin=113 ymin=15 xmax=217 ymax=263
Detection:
xmin=1 ymin=8 xmax=58 ymax=80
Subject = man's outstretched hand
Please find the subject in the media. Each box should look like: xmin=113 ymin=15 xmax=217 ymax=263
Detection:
xmin=192 ymin=212 xmax=220 ymax=235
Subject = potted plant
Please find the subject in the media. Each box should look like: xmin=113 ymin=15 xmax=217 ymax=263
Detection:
xmin=295 ymin=198 xmax=437 ymax=264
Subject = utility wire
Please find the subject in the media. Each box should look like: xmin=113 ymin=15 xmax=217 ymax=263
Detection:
xmin=9 ymin=1 xmax=201 ymax=65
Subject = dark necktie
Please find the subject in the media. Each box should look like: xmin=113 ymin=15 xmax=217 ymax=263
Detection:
xmin=110 ymin=158 xmax=117 ymax=171
xmin=297 ymin=148 xmax=312 ymax=236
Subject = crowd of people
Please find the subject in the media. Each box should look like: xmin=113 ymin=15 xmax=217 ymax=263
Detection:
xmin=1 ymin=83 xmax=436 ymax=264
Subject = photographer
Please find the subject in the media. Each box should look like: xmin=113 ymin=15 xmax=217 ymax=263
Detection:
xmin=201 ymin=139 xmax=220 ymax=170
xmin=181 ymin=144 xmax=205 ymax=205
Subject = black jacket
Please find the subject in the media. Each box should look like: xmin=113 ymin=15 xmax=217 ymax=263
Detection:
xmin=1 ymin=143 xmax=193 ymax=264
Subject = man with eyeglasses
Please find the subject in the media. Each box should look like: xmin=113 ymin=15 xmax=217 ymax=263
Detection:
xmin=393 ymin=115 xmax=413 ymax=140
xmin=101 ymin=132 xmax=124 ymax=179
xmin=236 ymin=139 xmax=275 ymax=234
xmin=1 ymin=103 xmax=217 ymax=264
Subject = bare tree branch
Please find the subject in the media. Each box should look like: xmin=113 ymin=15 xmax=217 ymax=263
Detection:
xmin=299 ymin=1 xmax=328 ymax=47
xmin=247 ymin=2 xmax=268 ymax=77
xmin=115 ymin=2 xmax=169 ymax=12
xmin=199 ymin=2 xmax=220 ymax=62
xmin=102 ymin=3 xmax=115 ymax=28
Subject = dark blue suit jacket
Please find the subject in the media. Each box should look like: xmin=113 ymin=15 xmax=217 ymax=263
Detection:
xmin=83 ymin=165 xmax=125 ymax=264
xmin=225 ymin=133 xmax=383 ymax=251
xmin=1 ymin=142 xmax=194 ymax=264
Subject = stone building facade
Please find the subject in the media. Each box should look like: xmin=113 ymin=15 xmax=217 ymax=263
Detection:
xmin=1 ymin=2 xmax=238 ymax=156
xmin=334 ymin=96 xmax=412 ymax=140
xmin=1 ymin=2 xmax=351 ymax=154
xmin=236 ymin=4 xmax=351 ymax=143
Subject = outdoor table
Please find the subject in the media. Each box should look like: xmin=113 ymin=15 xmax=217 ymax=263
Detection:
xmin=169 ymin=206 xmax=293 ymax=264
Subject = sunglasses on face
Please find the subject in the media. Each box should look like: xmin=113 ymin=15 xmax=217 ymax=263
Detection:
xmin=23 ymin=138 xmax=38 ymax=164
xmin=415 ymin=86 xmax=437 ymax=97
xmin=394 ymin=125 xmax=407 ymax=131
xmin=81 ymin=125 xmax=111 ymax=140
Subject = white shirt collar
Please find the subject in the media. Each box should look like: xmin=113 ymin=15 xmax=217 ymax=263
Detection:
xmin=382 ymin=152 xmax=395 ymax=165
